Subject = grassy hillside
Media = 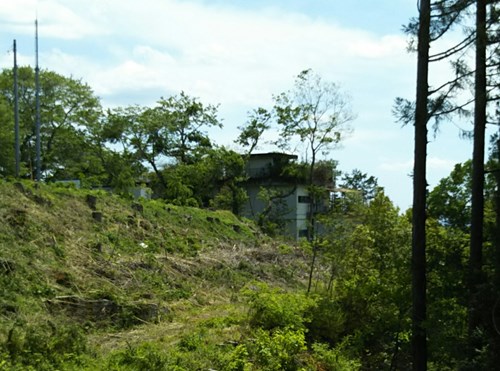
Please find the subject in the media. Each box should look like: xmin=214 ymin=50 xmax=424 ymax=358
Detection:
xmin=0 ymin=180 xmax=356 ymax=370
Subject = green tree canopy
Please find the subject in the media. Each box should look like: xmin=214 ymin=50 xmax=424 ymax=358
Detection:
xmin=104 ymin=92 xmax=222 ymax=194
xmin=274 ymin=69 xmax=355 ymax=185
xmin=0 ymin=66 xmax=102 ymax=180
xmin=428 ymin=160 xmax=472 ymax=231
xmin=155 ymin=91 xmax=222 ymax=164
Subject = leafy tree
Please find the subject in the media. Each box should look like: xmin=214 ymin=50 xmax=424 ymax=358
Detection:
xmin=0 ymin=67 xmax=102 ymax=181
xmin=274 ymin=69 xmax=354 ymax=186
xmin=236 ymin=71 xmax=348 ymax=240
xmin=428 ymin=160 xmax=472 ymax=231
xmin=85 ymin=114 xmax=144 ymax=191
xmin=0 ymin=96 xmax=15 ymax=176
xmin=235 ymin=107 xmax=272 ymax=155
xmin=408 ymin=2 xmax=431 ymax=366
xmin=154 ymin=147 xmax=247 ymax=210
xmin=338 ymin=169 xmax=379 ymax=204
xmin=396 ymin=1 xmax=479 ymax=367
xmin=395 ymin=2 xmax=500 ymax=359
xmin=255 ymin=186 xmax=293 ymax=237
xmin=425 ymin=218 xmax=469 ymax=369
xmin=274 ymin=69 xmax=354 ymax=241
xmin=100 ymin=151 xmax=140 ymax=194
xmin=403 ymin=0 xmax=477 ymax=358
xmin=203 ymin=147 xmax=248 ymax=214
xmin=398 ymin=5 xmax=500 ymax=361
xmin=415 ymin=155 xmax=500 ymax=368
xmin=424 ymin=156 xmax=500 ymax=368
xmin=160 ymin=164 xmax=198 ymax=205
xmin=105 ymin=105 xmax=169 ymax=191
xmin=104 ymin=93 xmax=222 ymax=195
xmin=468 ymin=0 xmax=489 ymax=357
xmin=155 ymin=91 xmax=222 ymax=164
xmin=489 ymin=128 xmax=500 ymax=366
xmin=311 ymin=190 xmax=412 ymax=369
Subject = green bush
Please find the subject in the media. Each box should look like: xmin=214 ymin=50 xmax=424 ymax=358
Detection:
xmin=241 ymin=281 xmax=316 ymax=331
xmin=178 ymin=331 xmax=205 ymax=351
xmin=222 ymin=344 xmax=252 ymax=371
xmin=307 ymin=297 xmax=346 ymax=344
xmin=311 ymin=342 xmax=361 ymax=371
xmin=247 ymin=328 xmax=307 ymax=371
xmin=2 ymin=322 xmax=87 ymax=370
xmin=106 ymin=342 xmax=169 ymax=370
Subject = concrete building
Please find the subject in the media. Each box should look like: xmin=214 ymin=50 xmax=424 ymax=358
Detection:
xmin=241 ymin=152 xmax=331 ymax=240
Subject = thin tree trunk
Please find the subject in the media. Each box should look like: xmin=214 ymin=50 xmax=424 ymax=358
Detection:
xmin=308 ymin=155 xmax=317 ymax=241
xmin=412 ymin=0 xmax=431 ymax=369
xmin=150 ymin=160 xmax=167 ymax=192
xmin=306 ymin=242 xmax=318 ymax=295
xmin=492 ymin=138 xmax=500 ymax=367
xmin=468 ymin=0 xmax=487 ymax=355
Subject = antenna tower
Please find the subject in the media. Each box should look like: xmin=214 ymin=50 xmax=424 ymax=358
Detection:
xmin=35 ymin=19 xmax=41 ymax=181
xmin=13 ymin=40 xmax=20 ymax=178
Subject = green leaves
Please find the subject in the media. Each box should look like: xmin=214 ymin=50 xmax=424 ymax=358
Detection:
xmin=273 ymin=69 xmax=354 ymax=154
xmin=241 ymin=281 xmax=316 ymax=331
xmin=428 ymin=160 xmax=472 ymax=231
xmin=235 ymin=107 xmax=271 ymax=155
xmin=0 ymin=67 xmax=103 ymax=180
xmin=155 ymin=91 xmax=221 ymax=164
xmin=99 ymin=92 xmax=224 ymax=200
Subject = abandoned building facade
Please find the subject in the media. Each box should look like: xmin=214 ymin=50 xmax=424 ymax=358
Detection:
xmin=241 ymin=152 xmax=333 ymax=240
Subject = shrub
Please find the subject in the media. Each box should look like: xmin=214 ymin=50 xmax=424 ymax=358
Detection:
xmin=106 ymin=342 xmax=169 ymax=370
xmin=247 ymin=328 xmax=307 ymax=371
xmin=241 ymin=281 xmax=316 ymax=331
xmin=311 ymin=342 xmax=361 ymax=371
xmin=307 ymin=297 xmax=346 ymax=344
xmin=223 ymin=344 xmax=252 ymax=371
xmin=2 ymin=322 xmax=87 ymax=370
xmin=178 ymin=331 xmax=205 ymax=351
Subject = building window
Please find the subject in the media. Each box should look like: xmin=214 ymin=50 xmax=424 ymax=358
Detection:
xmin=298 ymin=229 xmax=309 ymax=238
xmin=298 ymin=195 xmax=311 ymax=203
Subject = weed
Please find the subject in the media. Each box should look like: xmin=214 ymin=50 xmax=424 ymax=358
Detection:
xmin=105 ymin=342 xmax=169 ymax=370
xmin=241 ymin=281 xmax=316 ymax=331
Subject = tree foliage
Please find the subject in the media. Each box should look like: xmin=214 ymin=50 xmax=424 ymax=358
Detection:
xmin=274 ymin=69 xmax=354 ymax=184
xmin=235 ymin=107 xmax=272 ymax=155
xmin=338 ymin=169 xmax=379 ymax=204
xmin=155 ymin=92 xmax=221 ymax=164
xmin=0 ymin=67 xmax=102 ymax=180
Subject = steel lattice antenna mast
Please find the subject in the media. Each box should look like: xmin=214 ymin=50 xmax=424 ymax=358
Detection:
xmin=35 ymin=19 xmax=41 ymax=181
xmin=13 ymin=39 xmax=20 ymax=178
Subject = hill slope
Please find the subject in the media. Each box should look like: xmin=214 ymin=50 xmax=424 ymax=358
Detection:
xmin=0 ymin=180 xmax=347 ymax=370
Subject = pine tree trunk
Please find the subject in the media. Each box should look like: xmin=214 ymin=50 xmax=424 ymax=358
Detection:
xmin=492 ymin=138 xmax=500 ymax=367
xmin=412 ymin=0 xmax=431 ymax=369
xmin=468 ymin=0 xmax=487 ymax=357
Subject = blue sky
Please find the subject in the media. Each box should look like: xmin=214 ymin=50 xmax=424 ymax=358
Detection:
xmin=0 ymin=0 xmax=479 ymax=209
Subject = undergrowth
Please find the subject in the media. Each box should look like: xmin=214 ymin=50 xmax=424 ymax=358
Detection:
xmin=0 ymin=180 xmax=348 ymax=370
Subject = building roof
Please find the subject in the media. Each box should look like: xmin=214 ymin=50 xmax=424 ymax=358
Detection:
xmin=249 ymin=152 xmax=298 ymax=160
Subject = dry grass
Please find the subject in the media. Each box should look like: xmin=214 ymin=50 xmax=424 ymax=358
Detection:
xmin=0 ymin=179 xmax=315 ymax=368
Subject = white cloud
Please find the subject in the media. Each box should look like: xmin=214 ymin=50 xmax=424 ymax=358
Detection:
xmin=343 ymin=128 xmax=400 ymax=147
xmin=379 ymin=159 xmax=413 ymax=172
xmin=0 ymin=0 xmax=418 ymax=128
xmin=0 ymin=0 xmax=40 ymax=24
xmin=347 ymin=34 xmax=408 ymax=59
xmin=0 ymin=0 xmax=416 ymax=137
xmin=379 ymin=156 xmax=458 ymax=173
xmin=0 ymin=0 xmax=109 ymax=39
xmin=40 ymin=1 xmax=108 ymax=39
xmin=34 ymin=0 xmax=412 ymax=110
xmin=427 ymin=157 xmax=457 ymax=170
